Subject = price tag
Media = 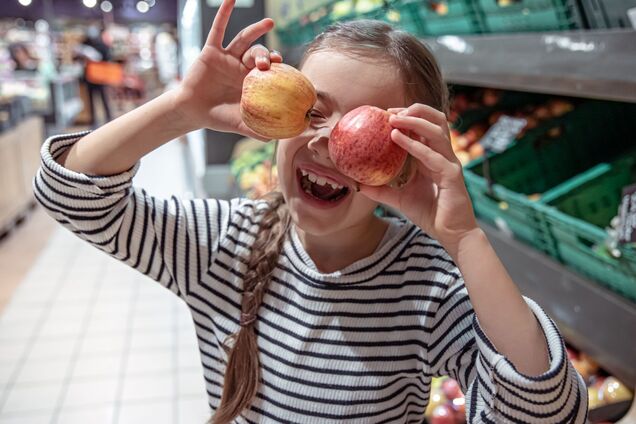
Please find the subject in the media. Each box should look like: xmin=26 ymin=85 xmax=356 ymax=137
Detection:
xmin=618 ymin=183 xmax=636 ymax=244
xmin=479 ymin=115 xmax=527 ymax=153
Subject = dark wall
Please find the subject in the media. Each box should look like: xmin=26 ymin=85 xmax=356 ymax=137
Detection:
xmin=201 ymin=0 xmax=266 ymax=164
xmin=1 ymin=0 xmax=177 ymax=24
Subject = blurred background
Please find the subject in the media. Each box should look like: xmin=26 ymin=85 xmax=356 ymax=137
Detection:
xmin=0 ymin=0 xmax=635 ymax=423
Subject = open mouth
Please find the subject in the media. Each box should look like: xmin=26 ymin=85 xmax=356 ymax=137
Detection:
xmin=296 ymin=168 xmax=350 ymax=204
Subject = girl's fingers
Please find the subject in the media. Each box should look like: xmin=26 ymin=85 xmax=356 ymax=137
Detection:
xmin=241 ymin=44 xmax=270 ymax=70
xmin=270 ymin=50 xmax=283 ymax=63
xmin=404 ymin=103 xmax=449 ymax=129
xmin=241 ymin=46 xmax=283 ymax=70
xmin=389 ymin=114 xmax=456 ymax=162
xmin=387 ymin=107 xmax=406 ymax=115
xmin=226 ymin=18 xmax=274 ymax=56
xmin=391 ymin=129 xmax=462 ymax=188
xmin=206 ymin=0 xmax=236 ymax=47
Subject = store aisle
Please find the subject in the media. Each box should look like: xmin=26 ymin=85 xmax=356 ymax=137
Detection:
xmin=0 ymin=140 xmax=210 ymax=424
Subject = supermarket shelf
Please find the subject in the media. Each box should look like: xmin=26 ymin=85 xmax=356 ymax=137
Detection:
xmin=481 ymin=221 xmax=636 ymax=388
xmin=282 ymin=30 xmax=636 ymax=103
xmin=423 ymin=30 xmax=636 ymax=103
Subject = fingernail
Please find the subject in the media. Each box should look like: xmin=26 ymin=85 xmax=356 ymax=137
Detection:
xmin=398 ymin=109 xmax=408 ymax=116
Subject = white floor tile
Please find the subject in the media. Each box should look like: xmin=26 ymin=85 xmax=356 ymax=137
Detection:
xmin=131 ymin=314 xmax=174 ymax=332
xmin=177 ymin=369 xmax=206 ymax=397
xmin=71 ymin=354 xmax=121 ymax=380
xmin=129 ymin=329 xmax=174 ymax=352
xmin=14 ymin=357 xmax=71 ymax=386
xmin=2 ymin=381 xmax=63 ymax=414
xmin=77 ymin=333 xmax=126 ymax=357
xmin=44 ymin=303 xmax=87 ymax=323
xmin=125 ymin=351 xmax=173 ymax=376
xmin=54 ymin=283 xmax=95 ymax=303
xmin=120 ymin=373 xmax=174 ymax=402
xmin=26 ymin=338 xmax=76 ymax=362
xmin=61 ymin=378 xmax=118 ymax=408
xmin=117 ymin=400 xmax=174 ymax=424
xmin=0 ymin=362 xmax=17 ymax=387
xmin=0 ymin=343 xmax=30 ymax=364
xmin=178 ymin=347 xmax=202 ymax=370
xmin=0 ymin=411 xmax=53 ymax=423
xmin=0 ymin=304 xmax=44 ymax=328
xmin=85 ymin=317 xmax=130 ymax=335
xmin=39 ymin=318 xmax=84 ymax=339
xmin=177 ymin=396 xmax=211 ymax=424
xmin=56 ymin=405 xmax=115 ymax=424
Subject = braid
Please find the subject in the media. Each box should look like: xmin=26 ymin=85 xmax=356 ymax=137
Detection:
xmin=211 ymin=192 xmax=290 ymax=424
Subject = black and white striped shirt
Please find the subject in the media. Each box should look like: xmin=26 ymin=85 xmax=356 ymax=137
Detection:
xmin=34 ymin=133 xmax=588 ymax=423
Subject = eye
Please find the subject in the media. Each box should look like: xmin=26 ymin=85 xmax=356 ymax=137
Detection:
xmin=308 ymin=109 xmax=325 ymax=120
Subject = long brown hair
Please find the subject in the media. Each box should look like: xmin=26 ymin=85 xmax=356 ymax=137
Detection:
xmin=211 ymin=19 xmax=448 ymax=424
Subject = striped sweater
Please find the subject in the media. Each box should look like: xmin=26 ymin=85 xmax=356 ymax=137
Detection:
xmin=34 ymin=133 xmax=588 ymax=423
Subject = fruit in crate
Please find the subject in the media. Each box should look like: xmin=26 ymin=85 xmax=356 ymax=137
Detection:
xmin=430 ymin=404 xmax=455 ymax=424
xmin=588 ymin=386 xmax=603 ymax=409
xmin=468 ymin=143 xmax=484 ymax=160
xmin=240 ymin=63 xmax=317 ymax=139
xmin=238 ymin=161 xmax=278 ymax=199
xmin=548 ymin=99 xmax=574 ymax=117
xmin=598 ymin=377 xmax=633 ymax=405
xmin=425 ymin=378 xmax=447 ymax=417
xmin=430 ymin=1 xmax=449 ymax=16
xmin=441 ymin=378 xmax=463 ymax=401
xmin=482 ymin=89 xmax=501 ymax=107
xmin=328 ymin=105 xmax=408 ymax=186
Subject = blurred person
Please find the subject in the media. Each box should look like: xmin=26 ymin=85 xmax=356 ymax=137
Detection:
xmin=74 ymin=25 xmax=113 ymax=127
xmin=9 ymin=43 xmax=39 ymax=72
xmin=154 ymin=26 xmax=179 ymax=87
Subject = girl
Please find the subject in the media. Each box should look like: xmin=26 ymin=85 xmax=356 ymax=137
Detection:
xmin=34 ymin=0 xmax=587 ymax=422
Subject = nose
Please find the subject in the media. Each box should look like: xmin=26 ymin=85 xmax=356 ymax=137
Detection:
xmin=307 ymin=126 xmax=332 ymax=159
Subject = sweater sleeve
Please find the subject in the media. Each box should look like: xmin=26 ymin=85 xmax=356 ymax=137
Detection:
xmin=33 ymin=132 xmax=239 ymax=300
xmin=428 ymin=277 xmax=588 ymax=423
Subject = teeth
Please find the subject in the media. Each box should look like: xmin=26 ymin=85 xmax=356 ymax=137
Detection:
xmin=300 ymin=168 xmax=345 ymax=190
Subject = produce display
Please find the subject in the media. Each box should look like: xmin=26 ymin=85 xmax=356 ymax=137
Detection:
xmin=448 ymin=88 xmax=575 ymax=166
xmin=425 ymin=377 xmax=467 ymax=424
xmin=230 ymin=141 xmax=278 ymax=199
xmin=240 ymin=63 xmax=317 ymax=139
xmin=567 ymin=345 xmax=634 ymax=422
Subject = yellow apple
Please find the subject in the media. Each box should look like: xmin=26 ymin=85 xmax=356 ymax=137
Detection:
xmin=240 ymin=63 xmax=317 ymax=139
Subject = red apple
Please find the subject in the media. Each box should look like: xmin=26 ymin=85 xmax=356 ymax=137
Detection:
xmin=430 ymin=404 xmax=456 ymax=424
xmin=442 ymin=378 xmax=463 ymax=401
xmin=241 ymin=63 xmax=317 ymax=139
xmin=328 ymin=105 xmax=407 ymax=186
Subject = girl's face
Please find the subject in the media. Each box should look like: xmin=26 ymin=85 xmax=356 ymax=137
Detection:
xmin=276 ymin=51 xmax=407 ymax=237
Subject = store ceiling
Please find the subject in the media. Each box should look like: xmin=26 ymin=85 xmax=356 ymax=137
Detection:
xmin=1 ymin=0 xmax=177 ymax=24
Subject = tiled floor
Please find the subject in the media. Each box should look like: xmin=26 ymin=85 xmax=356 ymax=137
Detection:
xmin=0 ymin=140 xmax=211 ymax=423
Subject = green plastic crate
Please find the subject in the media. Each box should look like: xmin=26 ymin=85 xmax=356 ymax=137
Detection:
xmin=538 ymin=154 xmax=636 ymax=301
xmin=463 ymin=101 xmax=635 ymax=255
xmin=477 ymin=0 xmax=583 ymax=32
xmin=412 ymin=0 xmax=484 ymax=35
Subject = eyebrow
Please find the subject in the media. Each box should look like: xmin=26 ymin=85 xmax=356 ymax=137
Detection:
xmin=316 ymin=90 xmax=337 ymax=109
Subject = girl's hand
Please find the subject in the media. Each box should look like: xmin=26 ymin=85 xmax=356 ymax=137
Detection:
xmin=174 ymin=0 xmax=282 ymax=140
xmin=359 ymin=104 xmax=479 ymax=257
